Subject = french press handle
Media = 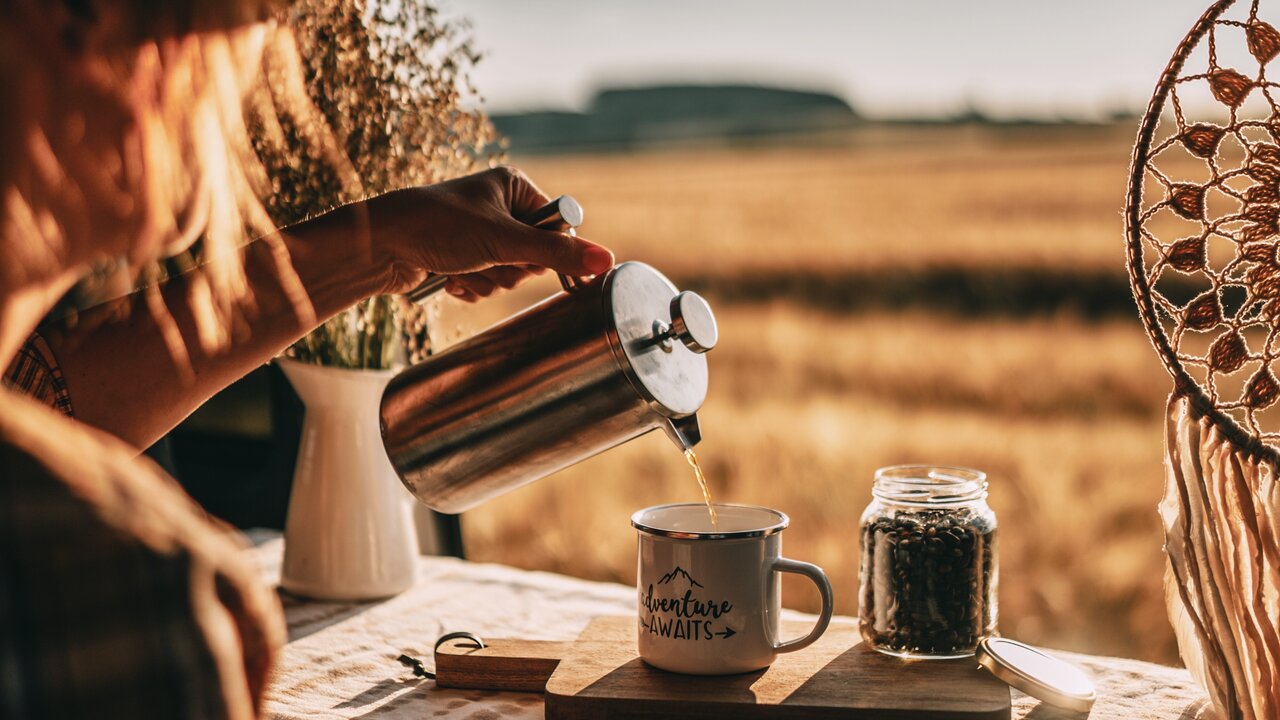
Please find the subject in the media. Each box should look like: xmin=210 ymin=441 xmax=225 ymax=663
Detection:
xmin=405 ymin=195 xmax=586 ymax=302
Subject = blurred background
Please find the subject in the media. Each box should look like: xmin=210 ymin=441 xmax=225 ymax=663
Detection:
xmin=173 ymin=0 xmax=1224 ymax=665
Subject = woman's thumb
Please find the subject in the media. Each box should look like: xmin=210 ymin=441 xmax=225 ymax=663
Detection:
xmin=500 ymin=220 xmax=615 ymax=277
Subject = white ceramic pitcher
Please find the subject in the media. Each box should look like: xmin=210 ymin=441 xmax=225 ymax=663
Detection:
xmin=278 ymin=357 xmax=417 ymax=600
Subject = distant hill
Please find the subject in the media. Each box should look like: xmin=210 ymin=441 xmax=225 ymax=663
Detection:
xmin=490 ymin=83 xmax=860 ymax=153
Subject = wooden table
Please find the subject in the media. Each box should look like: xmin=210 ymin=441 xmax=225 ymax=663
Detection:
xmin=245 ymin=536 xmax=1213 ymax=720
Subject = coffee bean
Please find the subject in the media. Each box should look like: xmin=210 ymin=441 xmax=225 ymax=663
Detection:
xmin=858 ymin=506 xmax=997 ymax=657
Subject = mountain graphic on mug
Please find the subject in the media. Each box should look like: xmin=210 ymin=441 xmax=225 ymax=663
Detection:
xmin=657 ymin=566 xmax=704 ymax=588
xmin=641 ymin=565 xmax=736 ymax=641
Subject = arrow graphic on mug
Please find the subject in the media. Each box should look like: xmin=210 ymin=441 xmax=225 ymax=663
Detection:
xmin=715 ymin=627 xmax=736 ymax=639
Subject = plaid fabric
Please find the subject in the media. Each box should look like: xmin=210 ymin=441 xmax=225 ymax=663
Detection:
xmin=0 ymin=451 xmax=226 ymax=718
xmin=0 ymin=392 xmax=280 ymax=719
xmin=3 ymin=332 xmax=73 ymax=417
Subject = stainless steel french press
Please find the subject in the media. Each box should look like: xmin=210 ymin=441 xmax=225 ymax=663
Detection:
xmin=380 ymin=196 xmax=717 ymax=513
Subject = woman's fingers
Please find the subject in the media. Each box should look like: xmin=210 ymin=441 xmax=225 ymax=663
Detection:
xmin=446 ymin=287 xmax=480 ymax=303
xmin=484 ymin=265 xmax=535 ymax=290
xmin=447 ymin=235 xmax=613 ymax=298
xmin=443 ymin=266 xmax=537 ymax=302
xmin=459 ymin=273 xmax=498 ymax=297
xmin=374 ymin=168 xmax=615 ymax=295
xmin=444 ymin=272 xmax=498 ymax=301
xmin=213 ymin=563 xmax=284 ymax=712
xmin=441 ymin=265 xmax=558 ymax=303
xmin=496 ymin=222 xmax=615 ymax=278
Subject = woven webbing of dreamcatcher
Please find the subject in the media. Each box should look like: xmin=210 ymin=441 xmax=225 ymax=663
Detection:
xmin=1128 ymin=1 xmax=1280 ymax=717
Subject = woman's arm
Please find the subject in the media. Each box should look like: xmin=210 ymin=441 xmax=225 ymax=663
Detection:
xmin=46 ymin=168 xmax=613 ymax=448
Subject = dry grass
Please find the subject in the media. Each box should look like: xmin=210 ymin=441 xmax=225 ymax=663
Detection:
xmin=512 ymin=125 xmax=1135 ymax=275
xmin=441 ymin=126 xmax=1187 ymax=664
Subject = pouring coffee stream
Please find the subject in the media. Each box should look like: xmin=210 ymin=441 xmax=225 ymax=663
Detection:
xmin=381 ymin=195 xmax=719 ymax=520
xmin=684 ymin=449 xmax=718 ymax=528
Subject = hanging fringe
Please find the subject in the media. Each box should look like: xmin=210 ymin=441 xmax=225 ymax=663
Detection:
xmin=1164 ymin=394 xmax=1280 ymax=719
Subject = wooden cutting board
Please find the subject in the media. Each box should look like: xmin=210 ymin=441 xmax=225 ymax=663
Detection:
xmin=436 ymin=615 xmax=1011 ymax=719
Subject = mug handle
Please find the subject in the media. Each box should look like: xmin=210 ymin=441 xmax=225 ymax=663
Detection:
xmin=770 ymin=557 xmax=834 ymax=654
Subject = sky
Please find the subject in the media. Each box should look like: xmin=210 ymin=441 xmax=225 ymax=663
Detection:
xmin=439 ymin=0 xmax=1222 ymax=120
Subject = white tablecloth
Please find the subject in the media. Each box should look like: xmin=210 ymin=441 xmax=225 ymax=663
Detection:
xmin=247 ymin=538 xmax=1212 ymax=719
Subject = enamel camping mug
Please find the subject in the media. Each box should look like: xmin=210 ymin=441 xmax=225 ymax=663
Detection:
xmin=380 ymin=197 xmax=719 ymax=514
xmin=632 ymin=503 xmax=834 ymax=675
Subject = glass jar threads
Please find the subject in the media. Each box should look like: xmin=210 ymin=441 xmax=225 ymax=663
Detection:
xmin=858 ymin=465 xmax=998 ymax=659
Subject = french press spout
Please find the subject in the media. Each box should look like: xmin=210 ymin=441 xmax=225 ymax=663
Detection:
xmin=380 ymin=196 xmax=718 ymax=514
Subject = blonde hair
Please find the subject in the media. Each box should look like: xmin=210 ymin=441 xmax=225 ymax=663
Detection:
xmin=0 ymin=0 xmax=312 ymax=368
xmin=0 ymin=0 xmax=496 ymax=372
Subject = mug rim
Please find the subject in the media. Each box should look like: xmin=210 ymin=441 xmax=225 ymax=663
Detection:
xmin=631 ymin=503 xmax=789 ymax=540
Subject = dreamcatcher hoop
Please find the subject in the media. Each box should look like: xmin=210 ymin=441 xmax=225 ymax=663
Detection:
xmin=1128 ymin=5 xmax=1280 ymax=716
xmin=1126 ymin=0 xmax=1280 ymax=463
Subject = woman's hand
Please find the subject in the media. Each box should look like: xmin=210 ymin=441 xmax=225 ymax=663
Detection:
xmin=367 ymin=166 xmax=615 ymax=301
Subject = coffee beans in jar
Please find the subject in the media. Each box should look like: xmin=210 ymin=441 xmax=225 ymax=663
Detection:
xmin=858 ymin=465 xmax=997 ymax=659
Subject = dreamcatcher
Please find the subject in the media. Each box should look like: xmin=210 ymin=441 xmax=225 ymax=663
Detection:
xmin=1127 ymin=1 xmax=1280 ymax=717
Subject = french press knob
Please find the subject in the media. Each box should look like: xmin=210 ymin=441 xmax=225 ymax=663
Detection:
xmin=654 ymin=291 xmax=718 ymax=354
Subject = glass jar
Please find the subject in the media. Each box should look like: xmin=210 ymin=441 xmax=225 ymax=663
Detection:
xmin=858 ymin=465 xmax=998 ymax=659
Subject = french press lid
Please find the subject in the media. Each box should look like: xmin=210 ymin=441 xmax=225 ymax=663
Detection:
xmin=601 ymin=262 xmax=716 ymax=417
xmin=976 ymin=637 xmax=1097 ymax=713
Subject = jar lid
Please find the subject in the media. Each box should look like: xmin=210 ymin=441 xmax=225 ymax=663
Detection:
xmin=976 ymin=637 xmax=1096 ymax=713
xmin=602 ymin=262 xmax=712 ymax=417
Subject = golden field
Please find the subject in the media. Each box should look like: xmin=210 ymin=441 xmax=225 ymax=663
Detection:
xmin=439 ymin=125 xmax=1185 ymax=664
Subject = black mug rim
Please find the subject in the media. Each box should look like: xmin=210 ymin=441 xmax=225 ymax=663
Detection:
xmin=631 ymin=503 xmax=789 ymax=540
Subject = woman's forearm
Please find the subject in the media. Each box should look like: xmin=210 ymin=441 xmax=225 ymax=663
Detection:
xmin=46 ymin=168 xmax=614 ymax=449
xmin=49 ymin=203 xmax=389 ymax=448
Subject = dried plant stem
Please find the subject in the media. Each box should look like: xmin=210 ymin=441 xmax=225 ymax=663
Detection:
xmin=252 ymin=0 xmax=501 ymax=369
